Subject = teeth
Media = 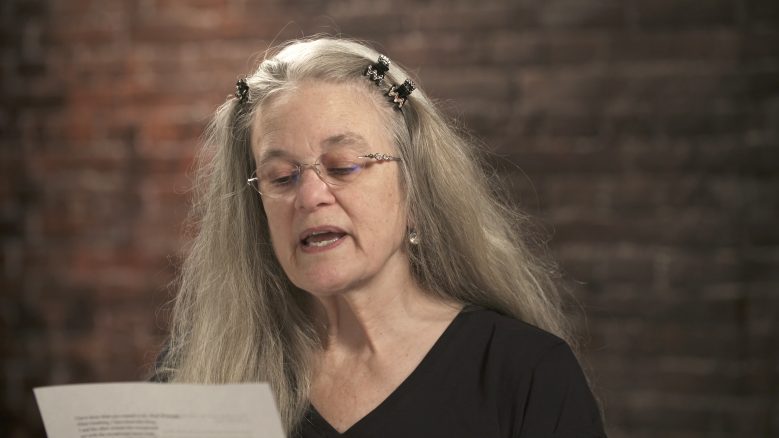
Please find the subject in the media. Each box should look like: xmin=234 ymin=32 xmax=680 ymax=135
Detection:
xmin=302 ymin=230 xmax=344 ymax=247
xmin=308 ymin=237 xmax=340 ymax=247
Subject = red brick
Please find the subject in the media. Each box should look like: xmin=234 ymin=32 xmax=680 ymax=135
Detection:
xmin=3 ymin=1 xmax=778 ymax=437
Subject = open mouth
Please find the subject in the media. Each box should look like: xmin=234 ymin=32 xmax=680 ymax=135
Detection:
xmin=301 ymin=230 xmax=347 ymax=248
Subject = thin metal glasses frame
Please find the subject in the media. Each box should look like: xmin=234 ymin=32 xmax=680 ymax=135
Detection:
xmin=246 ymin=152 xmax=401 ymax=198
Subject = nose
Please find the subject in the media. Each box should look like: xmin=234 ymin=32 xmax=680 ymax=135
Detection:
xmin=293 ymin=165 xmax=335 ymax=210
xmin=301 ymin=163 xmax=328 ymax=185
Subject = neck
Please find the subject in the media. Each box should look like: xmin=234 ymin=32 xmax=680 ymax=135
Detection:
xmin=311 ymin=274 xmax=458 ymax=356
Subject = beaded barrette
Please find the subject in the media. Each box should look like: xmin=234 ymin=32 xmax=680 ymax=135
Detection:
xmin=365 ymin=55 xmax=391 ymax=85
xmin=363 ymin=55 xmax=415 ymax=110
xmin=388 ymin=79 xmax=415 ymax=109
xmin=235 ymin=78 xmax=249 ymax=104
xmin=233 ymin=56 xmax=415 ymax=109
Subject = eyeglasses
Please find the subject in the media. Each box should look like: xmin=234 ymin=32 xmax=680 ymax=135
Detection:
xmin=247 ymin=151 xmax=402 ymax=199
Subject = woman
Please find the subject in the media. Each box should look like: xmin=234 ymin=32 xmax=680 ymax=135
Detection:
xmin=155 ymin=37 xmax=606 ymax=437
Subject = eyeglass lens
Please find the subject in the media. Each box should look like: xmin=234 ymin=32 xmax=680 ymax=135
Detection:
xmin=249 ymin=150 xmax=397 ymax=198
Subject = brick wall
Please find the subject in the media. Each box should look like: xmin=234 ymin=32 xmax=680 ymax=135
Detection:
xmin=2 ymin=1 xmax=777 ymax=437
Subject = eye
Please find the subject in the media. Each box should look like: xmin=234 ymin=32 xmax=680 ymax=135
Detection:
xmin=323 ymin=157 xmax=362 ymax=180
xmin=269 ymin=174 xmax=298 ymax=187
xmin=260 ymin=162 xmax=300 ymax=187
xmin=327 ymin=162 xmax=360 ymax=177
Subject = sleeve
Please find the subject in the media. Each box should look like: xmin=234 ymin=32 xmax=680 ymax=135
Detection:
xmin=515 ymin=342 xmax=607 ymax=438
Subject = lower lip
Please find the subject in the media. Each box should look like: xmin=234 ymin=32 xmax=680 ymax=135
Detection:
xmin=299 ymin=234 xmax=347 ymax=254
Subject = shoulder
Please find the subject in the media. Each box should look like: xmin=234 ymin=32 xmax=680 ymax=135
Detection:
xmin=454 ymin=308 xmax=606 ymax=437
xmin=456 ymin=307 xmax=569 ymax=369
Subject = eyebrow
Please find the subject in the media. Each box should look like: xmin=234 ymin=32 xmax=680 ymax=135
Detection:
xmin=257 ymin=131 xmax=370 ymax=164
xmin=321 ymin=132 xmax=369 ymax=149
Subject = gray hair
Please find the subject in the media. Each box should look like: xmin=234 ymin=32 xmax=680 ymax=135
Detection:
xmin=159 ymin=37 xmax=573 ymax=435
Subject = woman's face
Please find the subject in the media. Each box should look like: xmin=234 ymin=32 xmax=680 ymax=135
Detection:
xmin=250 ymin=81 xmax=410 ymax=297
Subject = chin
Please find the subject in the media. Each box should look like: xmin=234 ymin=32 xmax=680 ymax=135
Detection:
xmin=291 ymin=268 xmax=359 ymax=297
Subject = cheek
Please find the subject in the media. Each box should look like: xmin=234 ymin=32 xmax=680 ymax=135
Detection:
xmin=356 ymin=185 xmax=406 ymax=241
xmin=264 ymin=206 xmax=292 ymax=256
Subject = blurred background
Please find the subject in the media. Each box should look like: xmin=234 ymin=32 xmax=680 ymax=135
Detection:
xmin=2 ymin=0 xmax=778 ymax=437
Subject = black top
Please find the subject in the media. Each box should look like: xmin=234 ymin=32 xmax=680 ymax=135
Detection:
xmin=298 ymin=307 xmax=606 ymax=438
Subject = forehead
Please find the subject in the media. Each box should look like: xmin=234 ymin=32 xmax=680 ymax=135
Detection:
xmin=250 ymin=81 xmax=393 ymax=160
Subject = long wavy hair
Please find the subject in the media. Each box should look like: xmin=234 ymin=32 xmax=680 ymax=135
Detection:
xmin=158 ymin=37 xmax=574 ymax=435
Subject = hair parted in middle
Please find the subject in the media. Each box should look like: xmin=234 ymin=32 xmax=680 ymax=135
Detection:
xmin=159 ymin=36 xmax=571 ymax=435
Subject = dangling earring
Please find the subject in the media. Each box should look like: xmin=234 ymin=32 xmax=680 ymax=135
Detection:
xmin=408 ymin=229 xmax=420 ymax=245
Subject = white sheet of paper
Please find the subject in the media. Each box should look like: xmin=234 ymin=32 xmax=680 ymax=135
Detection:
xmin=34 ymin=383 xmax=285 ymax=438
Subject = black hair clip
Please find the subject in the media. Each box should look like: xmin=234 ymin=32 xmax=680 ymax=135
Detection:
xmin=364 ymin=55 xmax=415 ymax=110
xmin=387 ymin=79 xmax=415 ymax=109
xmin=365 ymin=55 xmax=390 ymax=85
xmin=235 ymin=78 xmax=249 ymax=104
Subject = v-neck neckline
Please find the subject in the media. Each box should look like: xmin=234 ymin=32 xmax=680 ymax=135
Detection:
xmin=305 ymin=306 xmax=473 ymax=436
